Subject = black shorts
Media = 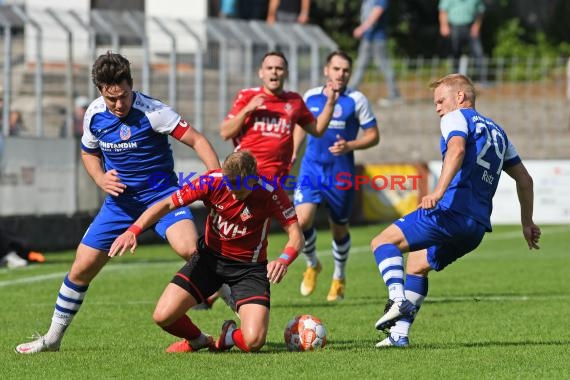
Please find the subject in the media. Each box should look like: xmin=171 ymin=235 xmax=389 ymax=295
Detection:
xmin=171 ymin=237 xmax=270 ymax=310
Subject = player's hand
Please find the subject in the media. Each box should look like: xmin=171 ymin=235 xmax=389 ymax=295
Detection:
xmin=523 ymin=223 xmax=541 ymax=250
xmin=244 ymin=94 xmax=267 ymax=114
xmin=329 ymin=134 xmax=350 ymax=156
xmin=353 ymin=26 xmax=364 ymax=39
xmin=108 ymin=231 xmax=138 ymax=257
xmin=267 ymin=260 xmax=288 ymax=284
xmin=323 ymin=81 xmax=341 ymax=104
xmin=419 ymin=192 xmax=442 ymax=209
xmin=98 ymin=169 xmax=127 ymax=196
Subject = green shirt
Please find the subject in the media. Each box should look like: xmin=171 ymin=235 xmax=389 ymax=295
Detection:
xmin=439 ymin=0 xmax=485 ymax=26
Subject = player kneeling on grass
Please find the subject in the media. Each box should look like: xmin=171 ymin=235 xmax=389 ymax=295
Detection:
xmin=370 ymin=74 xmax=541 ymax=348
xmin=109 ymin=151 xmax=303 ymax=352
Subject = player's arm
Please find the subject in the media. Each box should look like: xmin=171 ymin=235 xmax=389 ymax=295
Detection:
xmin=266 ymin=221 xmax=304 ymax=284
xmin=109 ymin=178 xmax=205 ymax=257
xmin=81 ymin=150 xmax=126 ymax=196
xmin=292 ymin=126 xmax=307 ymax=168
xmin=176 ymin=124 xmax=221 ymax=170
xmin=302 ymin=83 xmax=338 ymax=137
xmin=420 ymin=136 xmax=465 ymax=209
xmin=220 ymin=94 xmax=266 ymax=140
xmin=329 ymin=126 xmax=379 ymax=156
xmin=108 ymin=196 xmax=176 ymax=257
xmin=503 ymin=162 xmax=541 ymax=249
xmin=353 ymin=4 xmax=384 ymax=39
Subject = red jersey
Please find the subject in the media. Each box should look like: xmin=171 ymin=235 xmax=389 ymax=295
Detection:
xmin=171 ymin=170 xmax=298 ymax=262
xmin=227 ymin=87 xmax=315 ymax=177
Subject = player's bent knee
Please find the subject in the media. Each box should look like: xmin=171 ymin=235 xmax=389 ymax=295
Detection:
xmin=244 ymin=334 xmax=266 ymax=352
xmin=370 ymin=235 xmax=384 ymax=251
xmin=174 ymin=245 xmax=197 ymax=262
xmin=240 ymin=328 xmax=266 ymax=352
xmin=152 ymin=308 xmax=173 ymax=327
xmin=406 ymin=256 xmax=431 ymax=276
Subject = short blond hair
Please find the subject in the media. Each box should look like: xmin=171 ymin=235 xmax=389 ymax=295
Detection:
xmin=429 ymin=74 xmax=477 ymax=104
xmin=222 ymin=151 xmax=258 ymax=178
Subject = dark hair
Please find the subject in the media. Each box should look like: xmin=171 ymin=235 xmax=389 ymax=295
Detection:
xmin=325 ymin=50 xmax=353 ymax=67
xmin=260 ymin=51 xmax=288 ymax=70
xmin=91 ymin=51 xmax=133 ymax=90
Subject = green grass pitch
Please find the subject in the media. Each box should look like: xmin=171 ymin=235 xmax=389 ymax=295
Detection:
xmin=1 ymin=224 xmax=569 ymax=379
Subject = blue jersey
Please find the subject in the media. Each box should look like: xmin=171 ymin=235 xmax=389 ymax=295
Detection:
xmin=438 ymin=108 xmax=521 ymax=231
xmin=303 ymin=86 xmax=377 ymax=170
xmin=81 ymin=92 xmax=182 ymax=200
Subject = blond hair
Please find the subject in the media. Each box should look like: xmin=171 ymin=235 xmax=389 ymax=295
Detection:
xmin=222 ymin=151 xmax=258 ymax=178
xmin=429 ymin=74 xmax=477 ymax=105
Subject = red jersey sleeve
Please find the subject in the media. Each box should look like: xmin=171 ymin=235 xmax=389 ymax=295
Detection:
xmin=171 ymin=172 xmax=213 ymax=207
xmin=270 ymin=186 xmax=298 ymax=227
xmin=226 ymin=90 xmax=250 ymax=120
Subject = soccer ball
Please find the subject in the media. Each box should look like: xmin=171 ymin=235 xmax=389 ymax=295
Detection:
xmin=284 ymin=314 xmax=327 ymax=351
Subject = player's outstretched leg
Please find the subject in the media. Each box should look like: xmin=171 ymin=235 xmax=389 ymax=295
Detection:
xmin=16 ymin=274 xmax=89 ymax=354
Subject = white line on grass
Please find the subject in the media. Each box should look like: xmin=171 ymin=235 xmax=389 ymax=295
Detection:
xmin=1 ymin=225 xmax=567 ymax=288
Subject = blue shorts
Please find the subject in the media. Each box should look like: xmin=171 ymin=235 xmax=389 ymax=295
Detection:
xmin=293 ymin=162 xmax=354 ymax=225
xmin=81 ymin=186 xmax=193 ymax=252
xmin=394 ymin=205 xmax=486 ymax=271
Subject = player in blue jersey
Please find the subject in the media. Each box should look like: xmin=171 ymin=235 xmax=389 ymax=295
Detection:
xmin=294 ymin=50 xmax=379 ymax=301
xmin=15 ymin=52 xmax=220 ymax=354
xmin=371 ymin=74 xmax=541 ymax=348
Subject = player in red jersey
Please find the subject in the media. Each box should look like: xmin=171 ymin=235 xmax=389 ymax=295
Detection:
xmin=220 ymin=51 xmax=340 ymax=178
xmin=109 ymin=151 xmax=304 ymax=353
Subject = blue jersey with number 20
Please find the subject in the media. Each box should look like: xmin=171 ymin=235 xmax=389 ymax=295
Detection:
xmin=438 ymin=108 xmax=521 ymax=231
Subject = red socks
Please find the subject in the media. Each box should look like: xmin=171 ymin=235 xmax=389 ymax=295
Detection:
xmin=232 ymin=328 xmax=250 ymax=352
xmin=162 ymin=315 xmax=201 ymax=341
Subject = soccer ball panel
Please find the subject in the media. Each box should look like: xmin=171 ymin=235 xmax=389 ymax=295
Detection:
xmin=284 ymin=314 xmax=327 ymax=351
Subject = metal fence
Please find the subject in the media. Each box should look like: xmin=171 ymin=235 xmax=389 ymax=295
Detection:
xmin=356 ymin=55 xmax=570 ymax=163
xmin=0 ymin=6 xmax=337 ymax=156
xmin=0 ymin=5 xmax=569 ymax=163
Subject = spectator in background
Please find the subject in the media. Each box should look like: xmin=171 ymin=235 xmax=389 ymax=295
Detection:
xmin=267 ymin=0 xmax=311 ymax=24
xmin=438 ymin=0 xmax=485 ymax=74
xmin=0 ymin=98 xmax=25 ymax=136
xmin=212 ymin=0 xmax=238 ymax=18
xmin=349 ymin=0 xmax=401 ymax=107
xmin=0 ymin=227 xmax=46 ymax=269
xmin=72 ymin=96 xmax=89 ymax=138
xmin=60 ymin=96 xmax=90 ymax=138
xmin=237 ymin=0 xmax=268 ymax=20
